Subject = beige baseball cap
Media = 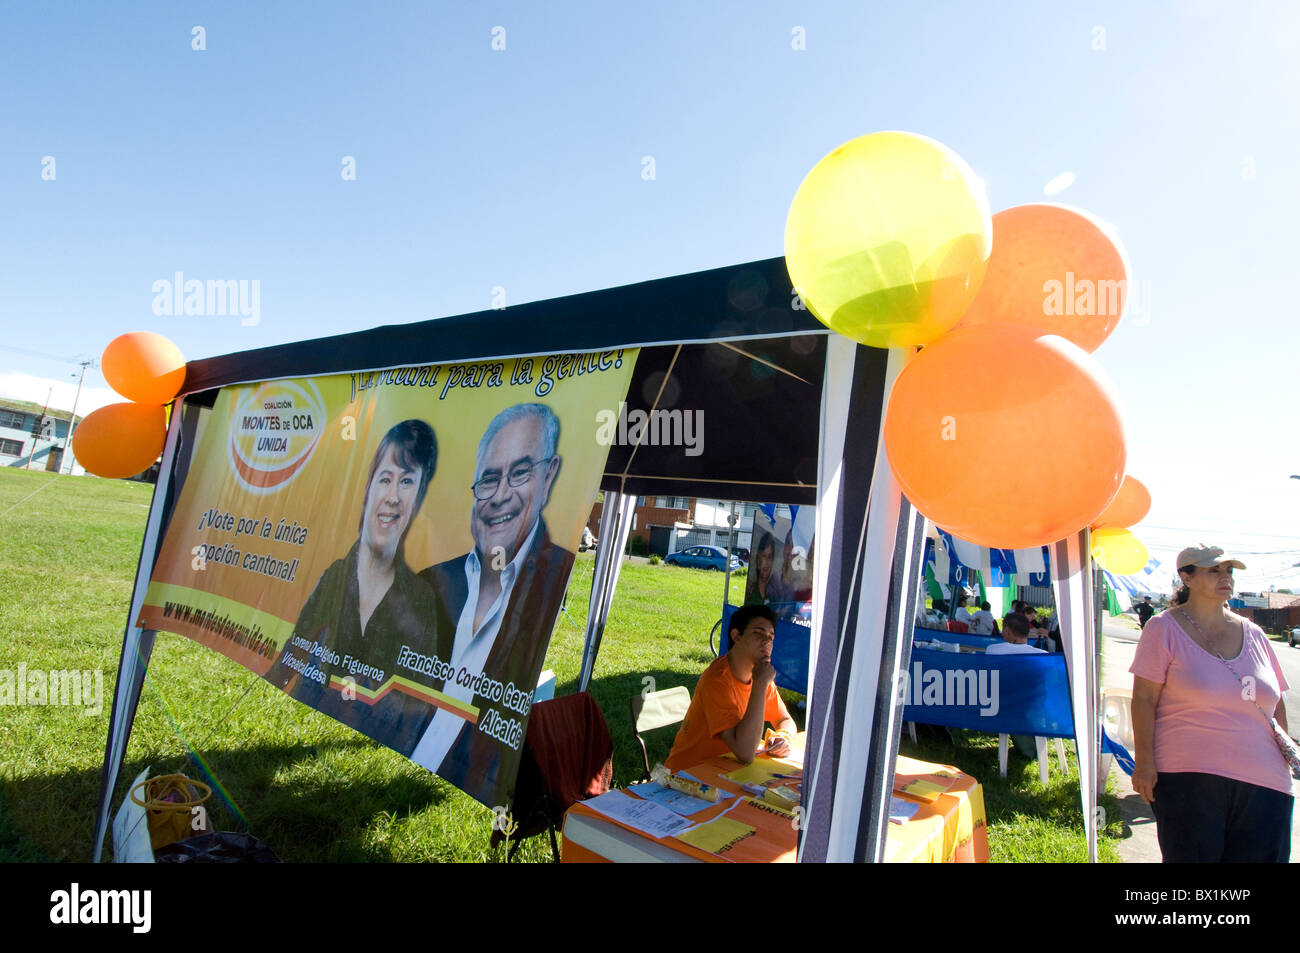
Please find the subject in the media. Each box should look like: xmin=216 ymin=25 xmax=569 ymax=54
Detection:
xmin=1176 ymin=544 xmax=1246 ymax=571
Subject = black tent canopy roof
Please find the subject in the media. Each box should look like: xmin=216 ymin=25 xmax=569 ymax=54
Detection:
xmin=180 ymin=256 xmax=837 ymax=504
xmin=181 ymin=257 xmax=826 ymax=393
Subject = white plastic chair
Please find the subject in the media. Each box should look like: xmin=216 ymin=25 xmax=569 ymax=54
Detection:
xmin=630 ymin=686 xmax=692 ymax=781
xmin=1098 ymin=688 xmax=1134 ymax=785
xmin=998 ymin=733 xmax=1068 ymax=785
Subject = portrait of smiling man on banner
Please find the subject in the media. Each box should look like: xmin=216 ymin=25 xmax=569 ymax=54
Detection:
xmin=408 ymin=402 xmax=575 ymax=802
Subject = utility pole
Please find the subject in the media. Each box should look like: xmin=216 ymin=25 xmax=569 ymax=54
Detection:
xmin=62 ymin=360 xmax=93 ymax=474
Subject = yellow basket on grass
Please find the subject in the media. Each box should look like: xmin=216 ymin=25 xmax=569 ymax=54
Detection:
xmin=130 ymin=773 xmax=212 ymax=850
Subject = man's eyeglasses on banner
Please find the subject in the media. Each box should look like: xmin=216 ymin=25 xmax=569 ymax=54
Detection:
xmin=472 ymin=457 xmax=554 ymax=501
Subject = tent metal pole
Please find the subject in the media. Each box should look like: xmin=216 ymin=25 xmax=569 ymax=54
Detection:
xmin=578 ymin=491 xmax=637 ymax=692
xmin=91 ymin=403 xmax=183 ymax=861
xmin=1051 ymin=529 xmax=1099 ymax=863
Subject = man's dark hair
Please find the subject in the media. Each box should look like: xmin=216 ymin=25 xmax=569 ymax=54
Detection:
xmin=980 ymin=601 xmax=991 ymax=611
xmin=730 ymin=604 xmax=777 ymax=641
xmin=1002 ymin=612 xmax=1030 ymax=638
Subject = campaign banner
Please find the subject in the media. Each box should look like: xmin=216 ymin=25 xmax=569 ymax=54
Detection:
xmin=140 ymin=349 xmax=637 ymax=809
xmin=732 ymin=505 xmax=815 ymax=694
xmin=743 ymin=505 xmax=814 ymax=623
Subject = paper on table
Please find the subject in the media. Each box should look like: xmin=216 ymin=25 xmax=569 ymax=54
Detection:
xmin=583 ymin=790 xmax=694 ymax=838
xmin=626 ymin=781 xmax=732 ymax=817
xmin=674 ymin=815 xmax=757 ymax=857
xmin=889 ymin=797 xmax=921 ymax=824
xmin=676 ymin=770 xmax=737 ymax=799
xmin=896 ymin=778 xmax=947 ymax=802
xmin=893 ymin=765 xmax=957 ymax=802
xmin=723 ymin=757 xmax=802 ymax=786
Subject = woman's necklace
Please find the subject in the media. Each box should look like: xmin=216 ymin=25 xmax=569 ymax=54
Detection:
xmin=1178 ymin=606 xmax=1230 ymax=658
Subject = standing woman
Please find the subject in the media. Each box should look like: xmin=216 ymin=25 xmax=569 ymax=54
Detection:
xmin=1130 ymin=545 xmax=1294 ymax=862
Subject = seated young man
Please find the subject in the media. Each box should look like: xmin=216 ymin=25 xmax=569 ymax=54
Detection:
xmin=665 ymin=605 xmax=798 ymax=771
xmin=985 ymin=611 xmax=1046 ymax=655
xmin=969 ymin=600 xmax=997 ymax=635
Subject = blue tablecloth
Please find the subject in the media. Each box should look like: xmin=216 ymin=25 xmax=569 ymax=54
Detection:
xmin=902 ymin=647 xmax=1074 ymax=737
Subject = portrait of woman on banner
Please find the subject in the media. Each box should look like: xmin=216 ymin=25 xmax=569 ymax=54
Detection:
xmin=266 ymin=419 xmax=450 ymax=749
xmin=744 ymin=520 xmax=814 ymax=622
xmin=745 ymin=531 xmax=784 ymax=607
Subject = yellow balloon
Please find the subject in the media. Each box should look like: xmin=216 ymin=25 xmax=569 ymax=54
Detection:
xmin=785 ymin=132 xmax=993 ymax=348
xmin=1091 ymin=527 xmax=1149 ymax=576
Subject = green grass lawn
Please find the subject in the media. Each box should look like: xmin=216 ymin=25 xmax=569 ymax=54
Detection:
xmin=0 ymin=467 xmax=1120 ymax=862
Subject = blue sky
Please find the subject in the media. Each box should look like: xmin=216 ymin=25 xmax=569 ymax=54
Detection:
xmin=3 ymin=1 xmax=1298 ymax=590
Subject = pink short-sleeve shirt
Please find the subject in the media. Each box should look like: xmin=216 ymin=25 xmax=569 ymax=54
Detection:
xmin=1130 ymin=612 xmax=1293 ymax=795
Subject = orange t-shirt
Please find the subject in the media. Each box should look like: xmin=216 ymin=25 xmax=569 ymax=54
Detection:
xmin=665 ymin=656 xmax=791 ymax=772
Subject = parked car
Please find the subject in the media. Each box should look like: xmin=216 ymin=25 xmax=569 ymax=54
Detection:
xmin=663 ymin=545 xmax=740 ymax=572
xmin=579 ymin=527 xmax=598 ymax=552
xmin=734 ymin=547 xmax=751 ymax=566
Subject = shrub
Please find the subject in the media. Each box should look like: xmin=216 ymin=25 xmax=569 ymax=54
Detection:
xmin=626 ymin=536 xmax=650 ymax=557
xmin=648 ymin=554 xmax=662 ymax=565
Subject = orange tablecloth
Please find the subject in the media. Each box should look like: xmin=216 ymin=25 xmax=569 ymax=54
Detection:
xmin=561 ymin=748 xmax=987 ymax=863
xmin=888 ymin=755 xmax=989 ymax=863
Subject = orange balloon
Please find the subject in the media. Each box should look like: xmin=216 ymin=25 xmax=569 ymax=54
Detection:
xmin=1092 ymin=475 xmax=1151 ymax=529
xmin=884 ymin=324 xmax=1126 ymax=548
xmin=954 ymin=204 xmax=1129 ymax=352
xmin=102 ymin=332 xmax=187 ymax=404
xmin=72 ymin=403 xmax=166 ymax=479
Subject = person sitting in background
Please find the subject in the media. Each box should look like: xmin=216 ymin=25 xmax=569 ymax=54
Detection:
xmin=1021 ymin=603 xmax=1050 ymax=647
xmin=952 ymin=592 xmax=975 ymax=631
xmin=969 ymin=600 xmax=997 ymax=635
xmin=918 ymin=602 xmax=947 ymax=628
xmin=987 ymin=612 xmax=1047 ymax=655
xmin=990 ymin=612 xmax=1048 ymax=758
xmin=666 ymin=604 xmax=798 ymax=771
